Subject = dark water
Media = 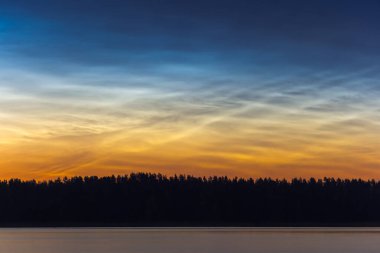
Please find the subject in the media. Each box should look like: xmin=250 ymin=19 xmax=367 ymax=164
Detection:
xmin=0 ymin=228 xmax=379 ymax=253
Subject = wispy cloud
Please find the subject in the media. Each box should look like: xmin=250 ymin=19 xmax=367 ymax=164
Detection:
xmin=0 ymin=0 xmax=380 ymax=179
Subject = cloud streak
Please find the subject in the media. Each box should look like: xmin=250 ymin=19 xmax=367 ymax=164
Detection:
xmin=0 ymin=0 xmax=380 ymax=179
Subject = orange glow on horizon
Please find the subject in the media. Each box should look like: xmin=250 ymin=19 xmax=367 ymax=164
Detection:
xmin=1 ymin=110 xmax=380 ymax=180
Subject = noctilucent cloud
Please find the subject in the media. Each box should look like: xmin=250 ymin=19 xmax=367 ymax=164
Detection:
xmin=1 ymin=0 xmax=380 ymax=179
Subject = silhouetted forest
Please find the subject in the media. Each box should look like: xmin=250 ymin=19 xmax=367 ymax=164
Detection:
xmin=1 ymin=173 xmax=380 ymax=226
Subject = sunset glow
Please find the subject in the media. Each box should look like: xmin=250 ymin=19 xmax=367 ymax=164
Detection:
xmin=1 ymin=1 xmax=380 ymax=179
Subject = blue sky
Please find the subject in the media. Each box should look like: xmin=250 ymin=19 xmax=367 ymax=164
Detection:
xmin=1 ymin=0 xmax=380 ymax=179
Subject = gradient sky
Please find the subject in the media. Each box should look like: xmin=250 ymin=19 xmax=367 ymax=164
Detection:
xmin=1 ymin=0 xmax=380 ymax=179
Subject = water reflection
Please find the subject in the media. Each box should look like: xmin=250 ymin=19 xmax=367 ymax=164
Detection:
xmin=0 ymin=228 xmax=379 ymax=253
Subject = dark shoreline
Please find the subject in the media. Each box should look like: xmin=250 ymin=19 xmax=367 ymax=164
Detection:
xmin=2 ymin=222 xmax=380 ymax=228
xmin=2 ymin=173 xmax=380 ymax=226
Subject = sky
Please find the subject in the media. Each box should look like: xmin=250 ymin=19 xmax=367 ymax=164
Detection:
xmin=1 ymin=0 xmax=380 ymax=179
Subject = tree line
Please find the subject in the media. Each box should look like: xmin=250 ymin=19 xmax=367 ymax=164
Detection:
xmin=1 ymin=173 xmax=380 ymax=226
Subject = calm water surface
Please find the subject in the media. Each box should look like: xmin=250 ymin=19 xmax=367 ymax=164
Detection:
xmin=0 ymin=228 xmax=379 ymax=253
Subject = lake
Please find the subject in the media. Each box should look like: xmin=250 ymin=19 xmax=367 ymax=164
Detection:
xmin=0 ymin=228 xmax=379 ymax=253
